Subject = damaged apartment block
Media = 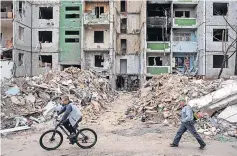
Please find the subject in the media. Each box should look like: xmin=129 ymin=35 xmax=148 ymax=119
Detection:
xmin=146 ymin=1 xmax=172 ymax=78
xmin=147 ymin=2 xmax=171 ymax=41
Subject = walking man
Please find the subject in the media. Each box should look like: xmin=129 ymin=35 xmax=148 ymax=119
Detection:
xmin=170 ymin=99 xmax=206 ymax=149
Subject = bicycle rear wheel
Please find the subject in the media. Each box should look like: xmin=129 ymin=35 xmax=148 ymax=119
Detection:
xmin=39 ymin=130 xmax=63 ymax=151
xmin=75 ymin=128 xmax=97 ymax=149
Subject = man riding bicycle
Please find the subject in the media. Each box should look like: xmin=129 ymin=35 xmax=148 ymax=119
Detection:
xmin=57 ymin=96 xmax=82 ymax=143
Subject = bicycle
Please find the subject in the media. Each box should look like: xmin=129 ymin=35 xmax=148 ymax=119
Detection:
xmin=39 ymin=117 xmax=97 ymax=151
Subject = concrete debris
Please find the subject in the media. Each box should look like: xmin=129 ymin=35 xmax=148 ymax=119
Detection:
xmin=0 ymin=126 xmax=31 ymax=134
xmin=129 ymin=75 xmax=222 ymax=123
xmin=189 ymin=80 xmax=237 ymax=115
xmin=1 ymin=67 xmax=117 ymax=129
xmin=126 ymin=74 xmax=237 ymax=138
xmin=10 ymin=96 xmax=21 ymax=105
xmin=218 ymin=104 xmax=237 ymax=123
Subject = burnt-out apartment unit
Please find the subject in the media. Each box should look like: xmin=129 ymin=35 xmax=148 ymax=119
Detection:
xmin=82 ymin=0 xmax=114 ymax=86
xmin=146 ymin=0 xmax=172 ymax=78
xmin=145 ymin=0 xmax=237 ymax=79
xmin=114 ymin=0 xmax=146 ymax=91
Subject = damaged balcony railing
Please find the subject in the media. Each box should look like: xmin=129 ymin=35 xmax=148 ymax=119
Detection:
xmin=173 ymin=18 xmax=197 ymax=28
xmin=1 ymin=11 xmax=13 ymax=19
xmin=147 ymin=17 xmax=172 ymax=28
xmin=147 ymin=66 xmax=171 ymax=75
xmin=84 ymin=13 xmax=109 ymax=25
xmin=147 ymin=42 xmax=170 ymax=52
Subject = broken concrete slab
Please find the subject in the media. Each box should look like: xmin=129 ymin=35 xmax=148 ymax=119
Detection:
xmin=26 ymin=93 xmax=36 ymax=103
xmin=38 ymin=92 xmax=50 ymax=101
xmin=189 ymin=80 xmax=237 ymax=114
xmin=0 ymin=126 xmax=30 ymax=134
xmin=42 ymin=101 xmax=57 ymax=117
xmin=218 ymin=104 xmax=237 ymax=123
xmin=10 ymin=96 xmax=21 ymax=105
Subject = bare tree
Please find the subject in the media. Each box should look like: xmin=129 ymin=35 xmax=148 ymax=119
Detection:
xmin=213 ymin=8 xmax=237 ymax=78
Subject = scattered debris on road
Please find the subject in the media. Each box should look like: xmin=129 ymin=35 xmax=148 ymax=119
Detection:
xmin=125 ymin=74 xmax=237 ymax=138
xmin=1 ymin=67 xmax=118 ymax=130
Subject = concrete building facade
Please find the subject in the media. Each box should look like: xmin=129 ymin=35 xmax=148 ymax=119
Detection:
xmin=114 ymin=0 xmax=146 ymax=91
xmin=1 ymin=0 xmax=237 ymax=87
xmin=59 ymin=1 xmax=82 ymax=68
xmin=81 ymin=0 xmax=115 ymax=88
xmin=1 ymin=0 xmax=14 ymax=80
xmin=144 ymin=0 xmax=237 ymax=80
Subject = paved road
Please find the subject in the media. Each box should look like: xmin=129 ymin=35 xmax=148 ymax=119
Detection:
xmin=2 ymin=94 xmax=237 ymax=156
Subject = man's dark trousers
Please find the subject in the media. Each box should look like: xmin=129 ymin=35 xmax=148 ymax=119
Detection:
xmin=172 ymin=121 xmax=206 ymax=146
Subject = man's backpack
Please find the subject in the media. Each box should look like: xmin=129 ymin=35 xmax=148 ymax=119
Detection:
xmin=193 ymin=111 xmax=199 ymax=121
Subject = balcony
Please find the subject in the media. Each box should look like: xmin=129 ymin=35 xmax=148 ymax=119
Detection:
xmin=147 ymin=66 xmax=171 ymax=75
xmin=1 ymin=12 xmax=13 ymax=19
xmin=147 ymin=17 xmax=172 ymax=28
xmin=173 ymin=41 xmax=197 ymax=53
xmin=173 ymin=18 xmax=197 ymax=28
xmin=147 ymin=42 xmax=170 ymax=53
xmin=173 ymin=0 xmax=198 ymax=4
xmin=84 ymin=13 xmax=109 ymax=26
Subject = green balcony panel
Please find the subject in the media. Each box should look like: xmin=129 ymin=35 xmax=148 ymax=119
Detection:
xmin=175 ymin=18 xmax=196 ymax=26
xmin=178 ymin=0 xmax=192 ymax=2
xmin=147 ymin=43 xmax=169 ymax=50
xmin=147 ymin=67 xmax=169 ymax=75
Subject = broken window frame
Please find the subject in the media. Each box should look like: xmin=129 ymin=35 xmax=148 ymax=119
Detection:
xmin=19 ymin=1 xmax=23 ymax=14
xmin=213 ymin=29 xmax=228 ymax=42
xmin=95 ymin=6 xmax=104 ymax=18
xmin=121 ymin=39 xmax=127 ymax=54
xmin=148 ymin=57 xmax=162 ymax=66
xmin=38 ymin=31 xmax=53 ymax=43
xmin=147 ymin=28 xmax=171 ymax=41
xmin=213 ymin=55 xmax=228 ymax=68
xmin=39 ymin=7 xmax=53 ymax=19
xmin=1 ymin=50 xmax=13 ymax=60
xmin=121 ymin=0 xmax=126 ymax=12
xmin=94 ymin=31 xmax=104 ymax=43
xmin=94 ymin=55 xmax=104 ymax=67
xmin=18 ymin=53 xmax=24 ymax=66
xmin=175 ymin=57 xmax=185 ymax=68
xmin=120 ymin=18 xmax=127 ymax=34
xmin=175 ymin=11 xmax=190 ymax=18
xmin=39 ymin=55 xmax=52 ymax=68
xmin=18 ymin=26 xmax=24 ymax=41
xmin=174 ymin=33 xmax=191 ymax=41
xmin=213 ymin=3 xmax=228 ymax=16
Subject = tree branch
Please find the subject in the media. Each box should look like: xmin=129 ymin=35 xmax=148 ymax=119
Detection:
xmin=228 ymin=50 xmax=237 ymax=59
xmin=223 ymin=15 xmax=237 ymax=33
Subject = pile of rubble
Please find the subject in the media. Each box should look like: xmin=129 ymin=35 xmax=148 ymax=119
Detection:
xmin=125 ymin=75 xmax=237 ymax=138
xmin=1 ymin=67 xmax=117 ymax=130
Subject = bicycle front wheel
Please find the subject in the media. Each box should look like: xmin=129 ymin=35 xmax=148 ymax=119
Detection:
xmin=76 ymin=128 xmax=97 ymax=149
xmin=39 ymin=130 xmax=63 ymax=151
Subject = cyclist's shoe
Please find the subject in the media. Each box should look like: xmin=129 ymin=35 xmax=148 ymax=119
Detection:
xmin=69 ymin=138 xmax=77 ymax=145
xmin=67 ymin=133 xmax=76 ymax=139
